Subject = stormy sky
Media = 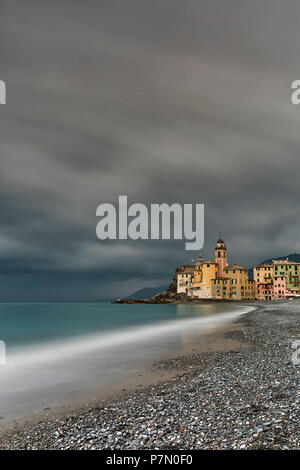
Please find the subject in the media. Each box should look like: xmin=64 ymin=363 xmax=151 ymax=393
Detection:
xmin=1 ymin=0 xmax=300 ymax=300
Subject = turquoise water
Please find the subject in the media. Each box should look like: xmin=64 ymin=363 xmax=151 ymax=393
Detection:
xmin=0 ymin=302 xmax=241 ymax=352
xmin=0 ymin=302 xmax=251 ymax=423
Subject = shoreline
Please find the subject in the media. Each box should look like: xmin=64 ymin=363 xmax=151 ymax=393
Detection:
xmin=0 ymin=302 xmax=250 ymax=428
xmin=113 ymin=297 xmax=254 ymax=304
xmin=0 ymin=300 xmax=299 ymax=449
xmin=0 ymin=311 xmax=249 ymax=432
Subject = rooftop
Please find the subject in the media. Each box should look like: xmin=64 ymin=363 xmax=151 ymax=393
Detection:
xmin=226 ymin=265 xmax=246 ymax=271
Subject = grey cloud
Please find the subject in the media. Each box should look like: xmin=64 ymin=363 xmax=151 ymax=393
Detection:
xmin=1 ymin=0 xmax=300 ymax=299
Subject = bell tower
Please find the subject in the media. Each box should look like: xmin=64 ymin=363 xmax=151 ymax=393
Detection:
xmin=215 ymin=235 xmax=228 ymax=277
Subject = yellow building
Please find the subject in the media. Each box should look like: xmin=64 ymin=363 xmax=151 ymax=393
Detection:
xmin=253 ymin=264 xmax=273 ymax=284
xmin=247 ymin=279 xmax=256 ymax=300
xmin=177 ymin=236 xmax=256 ymax=301
xmin=212 ymin=277 xmax=232 ymax=300
xmin=190 ymin=259 xmax=218 ymax=298
xmin=224 ymin=265 xmax=256 ymax=300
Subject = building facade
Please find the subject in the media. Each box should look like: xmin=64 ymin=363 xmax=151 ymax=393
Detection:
xmin=177 ymin=242 xmax=300 ymax=302
xmin=177 ymin=237 xmax=256 ymax=301
xmin=253 ymin=259 xmax=300 ymax=300
xmin=177 ymin=265 xmax=195 ymax=294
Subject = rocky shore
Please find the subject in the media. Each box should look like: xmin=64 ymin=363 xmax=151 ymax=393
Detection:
xmin=113 ymin=284 xmax=186 ymax=304
xmin=113 ymin=292 xmax=187 ymax=304
xmin=113 ymin=275 xmax=187 ymax=303
xmin=113 ymin=290 xmax=235 ymax=304
xmin=0 ymin=301 xmax=299 ymax=450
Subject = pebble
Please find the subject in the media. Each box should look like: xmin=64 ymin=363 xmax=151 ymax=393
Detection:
xmin=0 ymin=301 xmax=299 ymax=450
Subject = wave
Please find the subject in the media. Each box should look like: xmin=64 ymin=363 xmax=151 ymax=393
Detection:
xmin=5 ymin=306 xmax=254 ymax=371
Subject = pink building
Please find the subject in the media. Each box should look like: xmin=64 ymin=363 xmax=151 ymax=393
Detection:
xmin=258 ymin=283 xmax=273 ymax=300
xmin=273 ymin=276 xmax=286 ymax=299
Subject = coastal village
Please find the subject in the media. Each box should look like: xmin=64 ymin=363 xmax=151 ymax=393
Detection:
xmin=177 ymin=237 xmax=300 ymax=301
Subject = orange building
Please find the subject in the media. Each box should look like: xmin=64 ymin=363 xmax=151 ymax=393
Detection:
xmin=253 ymin=263 xmax=274 ymax=300
xmin=224 ymin=265 xmax=256 ymax=300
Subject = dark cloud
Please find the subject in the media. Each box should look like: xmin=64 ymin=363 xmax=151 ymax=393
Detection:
xmin=1 ymin=0 xmax=300 ymax=299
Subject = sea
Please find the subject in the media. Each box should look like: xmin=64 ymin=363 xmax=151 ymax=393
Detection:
xmin=0 ymin=302 xmax=252 ymax=424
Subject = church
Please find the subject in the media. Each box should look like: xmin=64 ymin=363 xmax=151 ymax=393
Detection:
xmin=177 ymin=237 xmax=256 ymax=301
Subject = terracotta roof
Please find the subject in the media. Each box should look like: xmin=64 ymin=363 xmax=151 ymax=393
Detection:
xmin=226 ymin=265 xmax=245 ymax=271
xmin=253 ymin=264 xmax=273 ymax=268
xmin=273 ymin=260 xmax=300 ymax=265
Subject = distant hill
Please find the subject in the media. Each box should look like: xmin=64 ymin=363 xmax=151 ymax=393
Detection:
xmin=259 ymin=253 xmax=300 ymax=264
xmin=127 ymin=285 xmax=168 ymax=300
xmin=248 ymin=253 xmax=300 ymax=279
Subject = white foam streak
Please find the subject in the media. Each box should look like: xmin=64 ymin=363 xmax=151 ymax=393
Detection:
xmin=6 ymin=306 xmax=254 ymax=370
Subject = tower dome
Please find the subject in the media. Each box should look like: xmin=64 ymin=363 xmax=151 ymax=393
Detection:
xmin=215 ymin=238 xmax=226 ymax=250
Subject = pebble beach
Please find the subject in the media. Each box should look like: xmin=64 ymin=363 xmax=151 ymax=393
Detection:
xmin=0 ymin=301 xmax=299 ymax=450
